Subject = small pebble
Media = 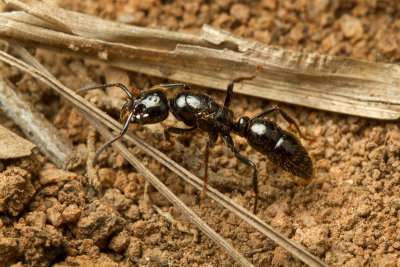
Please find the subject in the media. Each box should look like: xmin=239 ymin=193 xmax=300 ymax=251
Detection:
xmin=306 ymin=0 xmax=329 ymax=20
xmin=62 ymin=204 xmax=82 ymax=223
xmin=325 ymin=147 xmax=335 ymax=159
xmin=230 ymin=4 xmax=250 ymax=23
xmin=371 ymin=169 xmax=380 ymax=180
xmin=261 ymin=0 xmax=276 ymax=10
xmin=47 ymin=207 xmax=63 ymax=227
xmin=127 ymin=237 xmax=142 ymax=260
xmin=312 ymin=125 xmax=323 ymax=137
xmin=109 ymin=231 xmax=130 ymax=252
xmin=98 ymin=168 xmax=116 ymax=187
xmin=340 ymin=15 xmax=363 ymax=40
xmin=215 ymin=0 xmax=232 ymax=10
xmin=147 ymin=232 xmax=162 ymax=245
xmin=393 ymin=241 xmax=400 ymax=250
xmin=118 ymin=13 xmax=136 ymax=24
xmin=356 ymin=204 xmax=371 ymax=218
xmin=125 ymin=205 xmax=140 ymax=220
xmin=39 ymin=168 xmax=77 ymax=185
xmin=289 ymin=24 xmax=305 ymax=42
xmin=391 ymin=199 xmax=400 ymax=210
xmin=301 ymin=211 xmax=317 ymax=228
xmin=254 ymin=31 xmax=271 ymax=44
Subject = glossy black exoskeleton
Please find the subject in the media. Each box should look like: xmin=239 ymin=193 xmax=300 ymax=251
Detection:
xmin=80 ymin=70 xmax=313 ymax=213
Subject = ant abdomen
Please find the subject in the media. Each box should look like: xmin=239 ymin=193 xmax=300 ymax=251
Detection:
xmin=246 ymin=119 xmax=313 ymax=179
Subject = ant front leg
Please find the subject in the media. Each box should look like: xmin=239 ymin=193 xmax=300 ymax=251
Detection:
xmin=156 ymin=83 xmax=191 ymax=91
xmin=202 ymin=133 xmax=218 ymax=197
xmin=221 ymin=135 xmax=258 ymax=214
xmin=224 ymin=66 xmax=260 ymax=108
xmin=223 ymin=81 xmax=235 ymax=108
xmin=93 ymin=111 xmax=135 ymax=166
xmin=251 ymin=105 xmax=311 ymax=140
xmin=163 ymin=126 xmax=197 ymax=149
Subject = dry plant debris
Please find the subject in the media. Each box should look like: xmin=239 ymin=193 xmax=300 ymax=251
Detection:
xmin=0 ymin=124 xmax=35 ymax=159
xmin=0 ymin=71 xmax=75 ymax=169
xmin=0 ymin=0 xmax=400 ymax=266
xmin=1 ymin=0 xmax=399 ymax=119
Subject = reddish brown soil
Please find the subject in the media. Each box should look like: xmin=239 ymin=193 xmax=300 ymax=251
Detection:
xmin=1 ymin=0 xmax=400 ymax=266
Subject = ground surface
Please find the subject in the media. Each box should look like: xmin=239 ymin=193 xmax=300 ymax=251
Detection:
xmin=1 ymin=0 xmax=400 ymax=266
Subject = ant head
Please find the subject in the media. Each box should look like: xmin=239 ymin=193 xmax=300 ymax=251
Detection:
xmin=119 ymin=89 xmax=169 ymax=125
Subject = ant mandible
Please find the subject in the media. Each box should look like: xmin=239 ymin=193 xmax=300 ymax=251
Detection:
xmin=79 ymin=67 xmax=313 ymax=213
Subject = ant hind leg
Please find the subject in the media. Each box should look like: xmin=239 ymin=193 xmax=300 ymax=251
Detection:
xmin=251 ymin=105 xmax=312 ymax=140
xmin=202 ymin=133 xmax=218 ymax=197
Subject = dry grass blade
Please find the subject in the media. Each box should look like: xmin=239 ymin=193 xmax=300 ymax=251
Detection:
xmin=85 ymin=117 xmax=253 ymax=267
xmin=0 ymin=47 xmax=253 ymax=267
xmin=4 ymin=0 xmax=211 ymax=50
xmin=1 ymin=0 xmax=399 ymax=119
xmin=0 ymin=47 xmax=328 ymax=266
xmin=0 ymin=69 xmax=74 ymax=168
xmin=119 ymin=135 xmax=328 ymax=267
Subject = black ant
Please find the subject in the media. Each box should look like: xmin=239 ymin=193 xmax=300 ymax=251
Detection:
xmin=79 ymin=68 xmax=313 ymax=213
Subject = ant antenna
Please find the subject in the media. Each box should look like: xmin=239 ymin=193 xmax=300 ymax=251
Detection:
xmin=78 ymin=83 xmax=136 ymax=99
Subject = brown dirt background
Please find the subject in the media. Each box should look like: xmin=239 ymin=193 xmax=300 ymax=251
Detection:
xmin=1 ymin=0 xmax=400 ymax=266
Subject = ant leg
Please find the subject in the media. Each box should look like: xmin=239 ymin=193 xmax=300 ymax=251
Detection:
xmin=202 ymin=133 xmax=218 ymax=197
xmin=93 ymin=111 xmax=135 ymax=166
xmin=250 ymin=105 xmax=310 ymax=140
xmin=78 ymin=83 xmax=134 ymax=99
xmin=224 ymin=66 xmax=260 ymax=108
xmin=250 ymin=105 xmax=279 ymax=120
xmin=223 ymin=81 xmax=235 ymax=108
xmin=163 ymin=126 xmax=197 ymax=149
xmin=221 ymin=135 xmax=258 ymax=214
xmin=278 ymin=108 xmax=310 ymax=140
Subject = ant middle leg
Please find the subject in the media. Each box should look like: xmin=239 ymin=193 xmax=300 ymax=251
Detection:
xmin=221 ymin=135 xmax=258 ymax=214
xmin=202 ymin=133 xmax=218 ymax=197
xmin=250 ymin=105 xmax=311 ymax=140
xmin=163 ymin=126 xmax=197 ymax=149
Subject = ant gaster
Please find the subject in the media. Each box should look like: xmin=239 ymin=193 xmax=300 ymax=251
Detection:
xmin=80 ymin=68 xmax=313 ymax=213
